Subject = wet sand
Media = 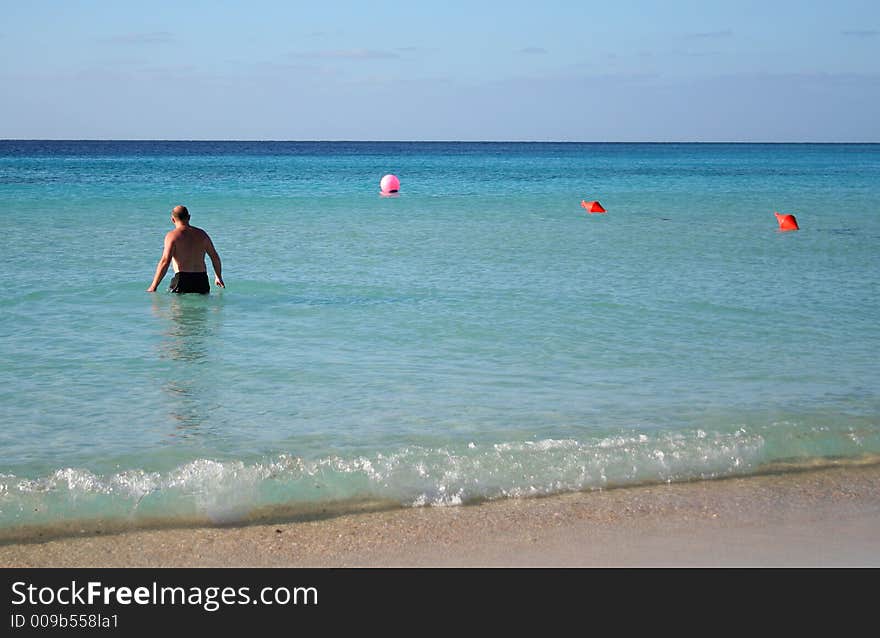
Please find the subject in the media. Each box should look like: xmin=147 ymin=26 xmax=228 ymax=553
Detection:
xmin=2 ymin=464 xmax=879 ymax=567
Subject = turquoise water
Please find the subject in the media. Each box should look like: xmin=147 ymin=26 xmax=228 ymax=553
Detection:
xmin=1 ymin=141 xmax=879 ymax=536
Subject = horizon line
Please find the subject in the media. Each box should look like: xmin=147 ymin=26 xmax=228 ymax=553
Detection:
xmin=2 ymin=138 xmax=879 ymax=144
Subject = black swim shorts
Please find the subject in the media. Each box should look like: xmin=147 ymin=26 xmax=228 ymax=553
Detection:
xmin=169 ymin=272 xmax=210 ymax=294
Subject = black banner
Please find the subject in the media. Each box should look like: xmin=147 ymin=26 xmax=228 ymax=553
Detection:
xmin=0 ymin=567 xmax=871 ymax=633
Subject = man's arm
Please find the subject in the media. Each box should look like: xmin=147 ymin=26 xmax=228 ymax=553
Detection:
xmin=146 ymin=233 xmax=174 ymax=292
xmin=206 ymin=235 xmax=225 ymax=288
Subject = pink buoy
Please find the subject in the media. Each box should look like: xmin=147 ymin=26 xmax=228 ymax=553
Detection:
xmin=380 ymin=174 xmax=400 ymax=194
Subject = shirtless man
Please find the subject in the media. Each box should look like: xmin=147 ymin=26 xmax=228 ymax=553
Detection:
xmin=147 ymin=205 xmax=225 ymax=293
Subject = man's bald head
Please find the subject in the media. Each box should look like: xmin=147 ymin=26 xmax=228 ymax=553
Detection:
xmin=171 ymin=205 xmax=190 ymax=222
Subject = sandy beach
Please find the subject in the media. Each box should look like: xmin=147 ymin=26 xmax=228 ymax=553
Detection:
xmin=2 ymin=463 xmax=878 ymax=568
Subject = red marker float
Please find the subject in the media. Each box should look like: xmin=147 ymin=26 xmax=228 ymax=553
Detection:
xmin=581 ymin=200 xmax=606 ymax=213
xmin=774 ymin=211 xmax=799 ymax=231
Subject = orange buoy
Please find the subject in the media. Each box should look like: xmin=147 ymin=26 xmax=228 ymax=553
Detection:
xmin=774 ymin=211 xmax=799 ymax=231
xmin=581 ymin=200 xmax=606 ymax=213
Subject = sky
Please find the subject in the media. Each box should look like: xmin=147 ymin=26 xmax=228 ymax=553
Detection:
xmin=1 ymin=0 xmax=879 ymax=141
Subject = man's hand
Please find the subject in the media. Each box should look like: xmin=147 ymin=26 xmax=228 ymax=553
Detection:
xmin=215 ymin=276 xmax=225 ymax=288
xmin=146 ymin=285 xmax=157 ymax=292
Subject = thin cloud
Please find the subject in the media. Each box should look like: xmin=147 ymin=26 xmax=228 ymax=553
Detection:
xmin=99 ymin=32 xmax=176 ymax=45
xmin=684 ymin=29 xmax=733 ymax=39
xmin=291 ymin=49 xmax=400 ymax=60
xmin=519 ymin=47 xmax=548 ymax=55
xmin=138 ymin=64 xmax=198 ymax=74
xmin=495 ymin=70 xmax=661 ymax=87
xmin=306 ymin=30 xmax=344 ymax=38
xmin=841 ymin=29 xmax=878 ymax=38
xmin=673 ymin=49 xmax=722 ymax=57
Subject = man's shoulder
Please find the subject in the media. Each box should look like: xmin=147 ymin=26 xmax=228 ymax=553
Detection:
xmin=167 ymin=226 xmax=207 ymax=238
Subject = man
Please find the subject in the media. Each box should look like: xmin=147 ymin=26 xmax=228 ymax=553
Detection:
xmin=147 ymin=205 xmax=225 ymax=293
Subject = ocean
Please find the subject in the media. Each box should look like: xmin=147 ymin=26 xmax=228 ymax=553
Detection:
xmin=1 ymin=141 xmax=878 ymax=539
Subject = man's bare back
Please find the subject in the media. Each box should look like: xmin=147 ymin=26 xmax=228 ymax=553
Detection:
xmin=147 ymin=205 xmax=225 ymax=293
xmin=167 ymin=225 xmax=212 ymax=273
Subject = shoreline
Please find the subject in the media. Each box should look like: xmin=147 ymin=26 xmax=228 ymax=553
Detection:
xmin=2 ymin=464 xmax=879 ymax=567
